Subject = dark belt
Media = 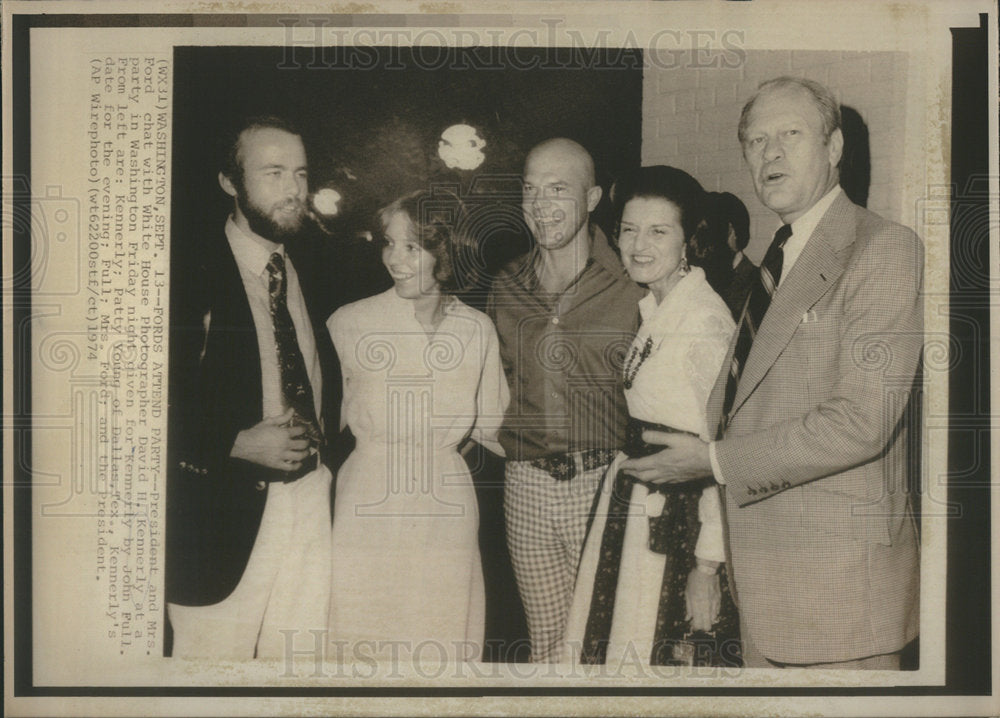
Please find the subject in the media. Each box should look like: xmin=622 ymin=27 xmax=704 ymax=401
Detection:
xmin=527 ymin=448 xmax=618 ymax=481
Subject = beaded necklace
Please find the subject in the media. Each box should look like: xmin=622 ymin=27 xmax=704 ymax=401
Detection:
xmin=622 ymin=336 xmax=654 ymax=390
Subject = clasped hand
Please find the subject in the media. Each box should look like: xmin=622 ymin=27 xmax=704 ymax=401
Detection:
xmin=231 ymin=408 xmax=311 ymax=471
xmin=619 ymin=431 xmax=713 ymax=484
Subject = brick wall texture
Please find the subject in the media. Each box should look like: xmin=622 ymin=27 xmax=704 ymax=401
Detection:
xmin=642 ymin=50 xmax=908 ymax=262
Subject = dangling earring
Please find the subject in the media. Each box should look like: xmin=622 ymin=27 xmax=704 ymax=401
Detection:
xmin=679 ymin=252 xmax=690 ymax=276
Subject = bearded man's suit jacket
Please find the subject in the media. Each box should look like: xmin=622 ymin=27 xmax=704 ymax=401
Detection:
xmin=707 ymin=191 xmax=923 ymax=664
xmin=166 ymin=230 xmax=346 ymax=607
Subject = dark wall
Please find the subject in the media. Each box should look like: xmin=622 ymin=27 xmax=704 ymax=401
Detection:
xmin=169 ymin=45 xmax=644 ymax=661
xmin=171 ymin=46 xmax=644 ymax=309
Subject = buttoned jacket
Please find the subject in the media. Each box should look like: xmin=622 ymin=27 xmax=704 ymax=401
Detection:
xmin=166 ymin=230 xmax=344 ymax=606
xmin=707 ymin=192 xmax=923 ymax=664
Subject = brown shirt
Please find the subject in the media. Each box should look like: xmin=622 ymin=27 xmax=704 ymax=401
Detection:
xmin=487 ymin=226 xmax=644 ymax=461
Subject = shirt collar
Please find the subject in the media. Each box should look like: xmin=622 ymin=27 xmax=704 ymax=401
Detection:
xmin=589 ymin=224 xmax=628 ymax=276
xmin=787 ymin=185 xmax=842 ymax=245
xmin=636 ymin=266 xmax=703 ymax=325
xmin=225 ymin=215 xmax=284 ymax=277
xmin=515 ymin=223 xmax=622 ymax=285
xmin=638 ymin=290 xmax=659 ymax=323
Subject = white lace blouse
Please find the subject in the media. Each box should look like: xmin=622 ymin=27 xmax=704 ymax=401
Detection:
xmin=624 ymin=267 xmax=736 ymax=561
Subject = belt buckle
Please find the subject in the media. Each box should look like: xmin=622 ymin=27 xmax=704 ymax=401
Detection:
xmin=581 ymin=448 xmax=614 ymax=473
xmin=529 ymin=453 xmax=576 ymax=481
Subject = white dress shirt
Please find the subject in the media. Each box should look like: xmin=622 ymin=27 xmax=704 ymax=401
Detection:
xmin=225 ymin=216 xmax=322 ymax=423
xmin=777 ymin=185 xmax=842 ymax=286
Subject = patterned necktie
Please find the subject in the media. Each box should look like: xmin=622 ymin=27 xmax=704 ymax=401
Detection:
xmin=717 ymin=224 xmax=792 ymax=435
xmin=266 ymin=252 xmax=322 ymax=451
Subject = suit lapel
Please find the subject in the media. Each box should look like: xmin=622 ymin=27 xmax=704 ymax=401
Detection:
xmin=707 ymin=325 xmax=737 ymax=438
xmin=728 ymin=193 xmax=857 ymax=418
xmin=205 ymin=232 xmax=264 ymax=426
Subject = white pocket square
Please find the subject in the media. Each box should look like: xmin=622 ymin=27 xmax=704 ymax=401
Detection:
xmin=801 ymin=309 xmax=819 ymax=324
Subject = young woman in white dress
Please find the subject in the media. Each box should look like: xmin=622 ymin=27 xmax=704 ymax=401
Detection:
xmin=326 ymin=190 xmax=509 ymax=663
xmin=562 ymin=166 xmax=740 ymax=667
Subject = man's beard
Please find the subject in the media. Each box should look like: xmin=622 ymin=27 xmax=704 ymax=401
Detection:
xmin=236 ymin=191 xmax=305 ymax=244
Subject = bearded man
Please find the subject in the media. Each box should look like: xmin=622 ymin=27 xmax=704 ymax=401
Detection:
xmin=166 ymin=117 xmax=344 ymax=659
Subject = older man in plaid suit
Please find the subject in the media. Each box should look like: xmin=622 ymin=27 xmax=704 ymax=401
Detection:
xmin=621 ymin=77 xmax=922 ymax=669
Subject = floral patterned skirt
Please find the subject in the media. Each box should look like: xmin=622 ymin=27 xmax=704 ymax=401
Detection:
xmin=577 ymin=418 xmax=741 ymax=666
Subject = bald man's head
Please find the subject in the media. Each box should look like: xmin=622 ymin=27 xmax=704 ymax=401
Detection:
xmin=524 ymin=138 xmax=596 ymax=187
xmin=522 ymin=138 xmax=602 ymax=251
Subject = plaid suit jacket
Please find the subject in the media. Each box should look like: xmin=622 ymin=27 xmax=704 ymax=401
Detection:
xmin=707 ymin=191 xmax=922 ymax=664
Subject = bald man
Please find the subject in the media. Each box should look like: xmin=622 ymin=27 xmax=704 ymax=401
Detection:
xmin=487 ymin=139 xmax=643 ymax=662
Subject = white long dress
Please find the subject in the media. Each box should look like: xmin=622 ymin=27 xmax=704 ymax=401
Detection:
xmin=326 ymin=288 xmax=509 ymax=662
xmin=562 ymin=267 xmax=735 ymax=666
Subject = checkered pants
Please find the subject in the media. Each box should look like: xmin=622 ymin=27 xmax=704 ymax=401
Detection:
xmin=504 ymin=458 xmax=608 ymax=663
